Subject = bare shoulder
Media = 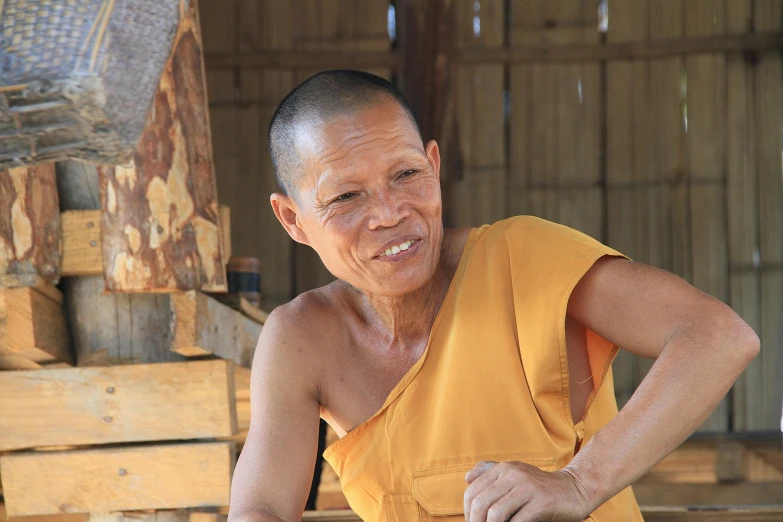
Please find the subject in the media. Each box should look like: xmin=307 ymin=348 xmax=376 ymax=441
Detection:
xmin=253 ymin=283 xmax=350 ymax=388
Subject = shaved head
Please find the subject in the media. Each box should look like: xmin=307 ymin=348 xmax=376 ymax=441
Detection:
xmin=268 ymin=70 xmax=422 ymax=196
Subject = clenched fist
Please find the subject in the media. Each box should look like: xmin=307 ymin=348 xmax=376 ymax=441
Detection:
xmin=463 ymin=460 xmax=591 ymax=522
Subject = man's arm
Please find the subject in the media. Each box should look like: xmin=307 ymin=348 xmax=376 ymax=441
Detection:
xmin=228 ymin=308 xmax=323 ymax=522
xmin=463 ymin=257 xmax=759 ymax=522
xmin=563 ymin=257 xmax=759 ymax=510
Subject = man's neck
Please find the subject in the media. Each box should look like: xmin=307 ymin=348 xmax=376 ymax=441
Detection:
xmin=352 ymin=228 xmax=465 ymax=352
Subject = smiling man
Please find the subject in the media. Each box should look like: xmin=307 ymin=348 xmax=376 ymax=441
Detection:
xmin=228 ymin=70 xmax=759 ymax=522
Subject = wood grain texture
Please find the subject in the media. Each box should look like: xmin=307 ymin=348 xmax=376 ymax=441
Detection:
xmin=99 ymin=0 xmax=226 ymax=293
xmin=60 ymin=207 xmax=231 ymax=277
xmin=62 ymin=276 xmax=185 ymax=366
xmin=0 ymin=360 xmax=236 ymax=451
xmin=60 ymin=211 xmax=102 ymax=277
xmin=0 ymin=503 xmax=87 ymax=522
xmin=452 ymin=0 xmax=506 ymax=227
xmin=754 ymin=0 xmax=783 ymax=431
xmin=508 ymin=0 xmax=602 ymax=239
xmin=0 ymin=442 xmax=235 ymax=516
xmin=0 ymin=286 xmax=72 ymax=367
xmin=0 ymin=164 xmax=61 ymax=286
xmin=725 ymin=1 xmax=761 ymax=432
xmin=298 ymin=507 xmax=783 ymax=522
xmin=170 ymin=291 xmax=261 ymax=368
xmin=91 ymin=511 xmax=195 ymax=522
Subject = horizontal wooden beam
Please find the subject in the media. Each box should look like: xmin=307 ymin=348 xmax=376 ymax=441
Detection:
xmin=642 ymin=506 xmax=783 ymax=522
xmin=0 ymin=359 xmax=236 ymax=451
xmin=204 ymin=50 xmax=399 ymax=70
xmin=60 ymin=211 xmax=102 ymax=276
xmin=0 ymin=285 xmax=72 ymax=368
xmin=60 ymin=207 xmax=232 ymax=277
xmin=171 ymin=292 xmax=261 ymax=368
xmin=0 ymin=503 xmax=87 ymax=522
xmin=0 ymin=442 xmax=235 ymax=516
xmin=462 ymin=32 xmax=783 ymax=64
xmin=90 ymin=511 xmax=197 ymax=522
xmin=634 ymin=482 xmax=783 ymax=506
xmin=204 ymin=33 xmax=783 ymax=71
xmin=297 ymin=507 xmax=783 ymax=522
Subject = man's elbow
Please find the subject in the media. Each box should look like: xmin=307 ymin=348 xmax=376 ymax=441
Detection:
xmin=720 ymin=312 xmax=760 ymax=367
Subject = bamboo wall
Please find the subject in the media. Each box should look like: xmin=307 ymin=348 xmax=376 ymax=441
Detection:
xmin=201 ymin=0 xmax=783 ymax=432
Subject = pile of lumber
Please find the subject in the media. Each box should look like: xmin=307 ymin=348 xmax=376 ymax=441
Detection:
xmin=0 ymin=1 xmax=262 ymax=520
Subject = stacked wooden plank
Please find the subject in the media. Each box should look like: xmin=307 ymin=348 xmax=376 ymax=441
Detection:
xmin=0 ymin=1 xmax=264 ymax=519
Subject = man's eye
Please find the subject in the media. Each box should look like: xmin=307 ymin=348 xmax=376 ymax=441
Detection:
xmin=399 ymin=169 xmax=417 ymax=178
xmin=334 ymin=193 xmax=356 ymax=202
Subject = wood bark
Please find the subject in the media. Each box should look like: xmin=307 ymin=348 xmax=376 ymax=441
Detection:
xmin=99 ymin=0 xmax=226 ymax=293
xmin=0 ymin=164 xmax=61 ymax=286
xmin=56 ymin=161 xmax=186 ymax=366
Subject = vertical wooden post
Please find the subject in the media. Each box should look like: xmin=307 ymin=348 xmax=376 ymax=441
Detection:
xmin=57 ymin=160 xmax=186 ymax=366
xmin=100 ymin=0 xmax=227 ymax=293
xmin=397 ymin=0 xmax=457 ymax=218
xmin=685 ymin=0 xmax=729 ymax=432
xmin=0 ymin=164 xmax=61 ymax=287
xmin=754 ymin=0 xmax=783 ymax=430
xmin=452 ymin=0 xmax=507 ymax=227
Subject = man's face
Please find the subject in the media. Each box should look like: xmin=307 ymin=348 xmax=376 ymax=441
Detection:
xmin=283 ymin=99 xmax=443 ymax=297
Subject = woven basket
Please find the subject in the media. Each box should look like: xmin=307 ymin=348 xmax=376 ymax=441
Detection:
xmin=0 ymin=0 xmax=181 ymax=169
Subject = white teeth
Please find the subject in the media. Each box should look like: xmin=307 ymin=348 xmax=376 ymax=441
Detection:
xmin=382 ymin=240 xmax=414 ymax=257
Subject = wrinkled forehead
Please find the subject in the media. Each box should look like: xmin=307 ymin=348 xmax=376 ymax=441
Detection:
xmin=292 ymin=99 xmax=423 ymax=187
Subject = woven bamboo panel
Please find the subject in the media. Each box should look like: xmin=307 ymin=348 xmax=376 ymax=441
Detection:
xmin=0 ymin=0 xmax=180 ymax=169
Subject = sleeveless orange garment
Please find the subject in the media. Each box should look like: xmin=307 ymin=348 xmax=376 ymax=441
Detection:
xmin=323 ymin=216 xmax=645 ymax=521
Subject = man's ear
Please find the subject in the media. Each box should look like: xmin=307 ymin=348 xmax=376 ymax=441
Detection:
xmin=425 ymin=140 xmax=441 ymax=181
xmin=270 ymin=192 xmax=310 ymax=246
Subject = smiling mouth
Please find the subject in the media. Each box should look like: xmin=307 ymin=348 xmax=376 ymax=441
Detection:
xmin=375 ymin=239 xmax=421 ymax=260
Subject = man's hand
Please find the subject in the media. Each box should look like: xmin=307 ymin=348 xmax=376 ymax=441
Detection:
xmin=464 ymin=461 xmax=590 ymax=522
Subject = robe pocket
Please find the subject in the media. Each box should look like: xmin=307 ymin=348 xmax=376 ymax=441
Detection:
xmin=411 ymin=458 xmax=557 ymax=520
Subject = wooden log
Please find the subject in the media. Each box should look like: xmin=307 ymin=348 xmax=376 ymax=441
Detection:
xmin=0 ymin=285 xmax=72 ymax=368
xmin=0 ymin=360 xmax=237 ymax=451
xmin=0 ymin=442 xmax=235 ymax=516
xmin=99 ymin=0 xmax=226 ymax=293
xmin=170 ymin=291 xmax=261 ymax=368
xmin=60 ymin=207 xmax=232 ymax=278
xmin=56 ymin=162 xmax=185 ymax=366
xmin=0 ymin=164 xmax=61 ymax=287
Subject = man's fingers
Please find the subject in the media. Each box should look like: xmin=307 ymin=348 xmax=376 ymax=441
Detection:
xmin=467 ymin=480 xmax=513 ymax=522
xmin=465 ymin=460 xmax=498 ymax=484
xmin=464 ymin=462 xmax=499 ymax=522
xmin=484 ymin=491 xmax=528 ymax=522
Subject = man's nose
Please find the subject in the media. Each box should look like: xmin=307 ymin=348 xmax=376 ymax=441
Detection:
xmin=367 ymin=190 xmax=409 ymax=230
